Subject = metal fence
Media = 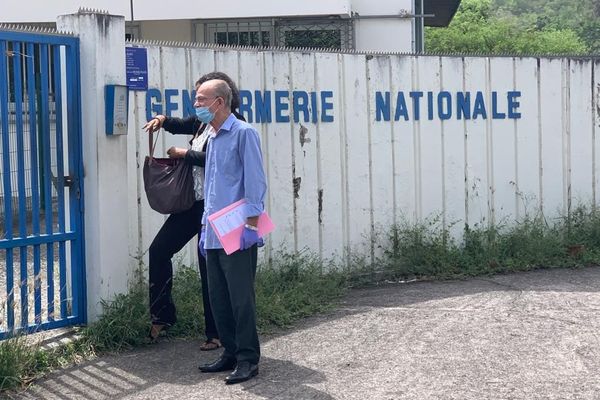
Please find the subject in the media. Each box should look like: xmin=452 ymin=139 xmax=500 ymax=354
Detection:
xmin=0 ymin=99 xmax=59 ymax=238
xmin=0 ymin=29 xmax=86 ymax=338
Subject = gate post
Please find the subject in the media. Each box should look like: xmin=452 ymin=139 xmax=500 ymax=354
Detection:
xmin=57 ymin=10 xmax=130 ymax=322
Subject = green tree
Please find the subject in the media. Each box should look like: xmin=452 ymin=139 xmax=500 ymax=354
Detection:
xmin=425 ymin=0 xmax=589 ymax=54
xmin=497 ymin=0 xmax=600 ymax=53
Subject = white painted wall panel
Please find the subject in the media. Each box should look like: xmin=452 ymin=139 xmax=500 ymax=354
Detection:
xmin=315 ymin=53 xmax=345 ymax=260
xmin=489 ymin=58 xmax=518 ymax=225
xmin=391 ymin=56 xmax=416 ymax=226
xmin=539 ymin=59 xmax=566 ymax=216
xmin=595 ymin=61 xmax=600 ymax=206
xmin=367 ymin=56 xmax=395 ymax=250
xmin=463 ymin=57 xmax=489 ymax=228
xmin=440 ymin=57 xmax=466 ymax=236
xmin=261 ymin=52 xmax=296 ymax=254
xmin=289 ymin=52 xmax=321 ymax=254
xmin=340 ymin=54 xmax=371 ymax=257
xmin=569 ymin=61 xmax=594 ymax=206
xmin=416 ymin=57 xmax=444 ymax=222
xmin=514 ymin=58 xmax=541 ymax=218
xmin=127 ymin=45 xmax=599 ymax=264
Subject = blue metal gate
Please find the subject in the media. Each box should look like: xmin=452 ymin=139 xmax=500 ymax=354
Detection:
xmin=0 ymin=28 xmax=86 ymax=338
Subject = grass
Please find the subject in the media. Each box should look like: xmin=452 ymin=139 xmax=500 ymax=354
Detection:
xmin=375 ymin=205 xmax=600 ymax=282
xmin=2 ymin=204 xmax=600 ymax=392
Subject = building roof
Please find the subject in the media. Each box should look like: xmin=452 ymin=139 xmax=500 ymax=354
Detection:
xmin=424 ymin=0 xmax=461 ymax=27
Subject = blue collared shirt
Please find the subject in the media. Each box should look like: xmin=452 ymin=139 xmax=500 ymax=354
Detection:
xmin=202 ymin=113 xmax=267 ymax=249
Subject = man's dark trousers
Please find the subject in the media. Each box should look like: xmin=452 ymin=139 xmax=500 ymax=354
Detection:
xmin=206 ymin=246 xmax=259 ymax=365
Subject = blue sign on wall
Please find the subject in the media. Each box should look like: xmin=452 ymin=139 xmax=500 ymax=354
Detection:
xmin=126 ymin=47 xmax=148 ymax=91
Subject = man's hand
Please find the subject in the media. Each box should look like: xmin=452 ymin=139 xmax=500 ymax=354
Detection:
xmin=199 ymin=227 xmax=207 ymax=258
xmin=143 ymin=115 xmax=166 ymax=134
xmin=240 ymin=225 xmax=260 ymax=250
xmin=167 ymin=146 xmax=187 ymax=158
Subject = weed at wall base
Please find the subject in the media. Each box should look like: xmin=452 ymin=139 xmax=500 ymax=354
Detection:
xmin=376 ymin=205 xmax=600 ymax=282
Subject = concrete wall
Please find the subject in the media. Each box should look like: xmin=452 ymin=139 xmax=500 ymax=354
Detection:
xmin=3 ymin=0 xmax=351 ymax=23
xmin=126 ymin=44 xmax=600 ymax=270
xmin=3 ymin=1 xmax=415 ymax=51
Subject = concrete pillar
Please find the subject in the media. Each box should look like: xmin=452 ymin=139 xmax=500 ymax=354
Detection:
xmin=57 ymin=10 xmax=130 ymax=322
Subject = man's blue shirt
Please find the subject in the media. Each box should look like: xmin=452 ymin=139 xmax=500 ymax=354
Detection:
xmin=202 ymin=113 xmax=267 ymax=249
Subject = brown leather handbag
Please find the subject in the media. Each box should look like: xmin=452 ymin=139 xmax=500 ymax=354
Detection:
xmin=143 ymin=130 xmax=195 ymax=214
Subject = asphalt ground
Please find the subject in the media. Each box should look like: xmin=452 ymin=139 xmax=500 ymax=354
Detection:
xmin=8 ymin=266 xmax=600 ymax=400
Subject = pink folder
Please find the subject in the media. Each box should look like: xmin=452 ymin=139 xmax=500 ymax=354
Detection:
xmin=207 ymin=199 xmax=275 ymax=255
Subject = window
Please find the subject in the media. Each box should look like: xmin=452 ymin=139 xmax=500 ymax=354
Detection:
xmin=125 ymin=23 xmax=141 ymax=41
xmin=277 ymin=18 xmax=353 ymax=50
xmin=203 ymin=20 xmax=274 ymax=47
xmin=197 ymin=17 xmax=354 ymax=50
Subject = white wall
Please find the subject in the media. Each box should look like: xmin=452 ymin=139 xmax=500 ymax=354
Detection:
xmin=127 ymin=44 xmax=600 ymax=269
xmin=4 ymin=1 xmax=415 ymax=51
xmin=351 ymin=0 xmax=414 ymax=51
xmin=354 ymin=19 xmax=413 ymax=52
xmin=2 ymin=0 xmax=351 ymax=23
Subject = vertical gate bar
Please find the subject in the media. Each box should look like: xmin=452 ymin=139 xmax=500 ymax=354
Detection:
xmin=26 ymin=42 xmax=42 ymax=324
xmin=40 ymin=43 xmax=54 ymax=321
xmin=0 ymin=40 xmax=15 ymax=331
xmin=52 ymin=44 xmax=67 ymax=319
xmin=12 ymin=42 xmax=29 ymax=328
xmin=66 ymin=41 xmax=85 ymax=323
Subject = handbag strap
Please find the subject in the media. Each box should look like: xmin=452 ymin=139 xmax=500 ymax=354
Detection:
xmin=148 ymin=129 xmax=161 ymax=162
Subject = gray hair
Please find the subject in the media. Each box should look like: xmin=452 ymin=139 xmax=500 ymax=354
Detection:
xmin=196 ymin=72 xmax=240 ymax=111
xmin=212 ymin=79 xmax=232 ymax=109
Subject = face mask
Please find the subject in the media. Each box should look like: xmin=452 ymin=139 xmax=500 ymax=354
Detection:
xmin=195 ymin=98 xmax=219 ymax=123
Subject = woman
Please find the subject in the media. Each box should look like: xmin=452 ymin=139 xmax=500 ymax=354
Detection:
xmin=143 ymin=72 xmax=245 ymax=350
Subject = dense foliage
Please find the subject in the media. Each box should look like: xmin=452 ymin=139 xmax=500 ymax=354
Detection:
xmin=426 ymin=0 xmax=597 ymax=54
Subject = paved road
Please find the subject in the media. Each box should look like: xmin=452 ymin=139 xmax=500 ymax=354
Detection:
xmin=9 ymin=266 xmax=600 ymax=399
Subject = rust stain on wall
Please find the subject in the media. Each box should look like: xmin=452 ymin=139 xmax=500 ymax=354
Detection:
xmin=293 ymin=177 xmax=302 ymax=199
xmin=299 ymin=124 xmax=311 ymax=147
xmin=318 ymin=189 xmax=323 ymax=224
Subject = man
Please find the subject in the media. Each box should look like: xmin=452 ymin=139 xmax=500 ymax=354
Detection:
xmin=196 ymin=78 xmax=267 ymax=385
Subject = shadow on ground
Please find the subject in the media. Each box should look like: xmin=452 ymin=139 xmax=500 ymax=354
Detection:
xmin=8 ymin=266 xmax=600 ymax=399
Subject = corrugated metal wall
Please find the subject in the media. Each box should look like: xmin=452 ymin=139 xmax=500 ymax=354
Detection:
xmin=126 ymin=45 xmax=600 ymax=268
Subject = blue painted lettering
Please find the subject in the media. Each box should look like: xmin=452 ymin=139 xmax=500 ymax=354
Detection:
xmin=438 ymin=91 xmax=452 ymax=120
xmin=457 ymin=92 xmax=471 ymax=120
xmin=146 ymin=88 xmax=162 ymax=121
xmin=492 ymin=92 xmax=506 ymax=119
xmin=321 ymin=91 xmax=334 ymax=122
xmin=255 ymin=90 xmax=272 ymax=123
xmin=394 ymin=92 xmax=409 ymax=121
xmin=292 ymin=91 xmax=310 ymax=123
xmin=427 ymin=92 xmax=434 ymax=120
xmin=507 ymin=91 xmax=521 ymax=119
xmin=409 ymin=91 xmax=423 ymax=120
xmin=376 ymin=91 xmax=390 ymax=122
xmin=275 ymin=91 xmax=290 ymax=123
xmin=164 ymin=89 xmax=179 ymax=117
xmin=239 ymin=90 xmax=253 ymax=123
xmin=472 ymin=91 xmax=487 ymax=120
xmin=182 ymin=89 xmax=195 ymax=117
